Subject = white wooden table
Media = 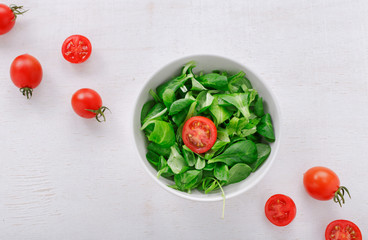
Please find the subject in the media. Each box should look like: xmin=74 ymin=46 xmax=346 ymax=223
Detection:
xmin=1 ymin=0 xmax=367 ymax=239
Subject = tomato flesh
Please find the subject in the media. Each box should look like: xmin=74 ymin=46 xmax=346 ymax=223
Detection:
xmin=0 ymin=4 xmax=15 ymax=35
xmin=265 ymin=194 xmax=296 ymax=226
xmin=10 ymin=54 xmax=43 ymax=89
xmin=62 ymin=35 xmax=92 ymax=63
xmin=182 ymin=116 xmax=217 ymax=153
xmin=303 ymin=166 xmax=340 ymax=201
xmin=325 ymin=220 xmax=362 ymax=240
xmin=71 ymin=88 xmax=102 ymax=118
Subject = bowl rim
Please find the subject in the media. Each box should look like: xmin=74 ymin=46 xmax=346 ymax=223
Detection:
xmin=131 ymin=54 xmax=282 ymax=202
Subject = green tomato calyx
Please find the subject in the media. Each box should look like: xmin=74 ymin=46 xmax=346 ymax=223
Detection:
xmin=86 ymin=106 xmax=111 ymax=122
xmin=333 ymin=186 xmax=351 ymax=207
xmin=9 ymin=5 xmax=28 ymax=20
xmin=20 ymin=87 xmax=33 ymax=99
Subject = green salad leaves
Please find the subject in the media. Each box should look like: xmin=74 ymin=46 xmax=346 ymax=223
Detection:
xmin=140 ymin=61 xmax=275 ymax=195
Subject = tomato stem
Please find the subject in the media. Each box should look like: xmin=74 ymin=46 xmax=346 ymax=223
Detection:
xmin=86 ymin=106 xmax=111 ymax=122
xmin=19 ymin=87 xmax=33 ymax=99
xmin=9 ymin=5 xmax=28 ymax=20
xmin=333 ymin=186 xmax=351 ymax=207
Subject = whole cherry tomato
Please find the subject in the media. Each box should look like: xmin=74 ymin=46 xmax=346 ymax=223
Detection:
xmin=10 ymin=54 xmax=43 ymax=99
xmin=0 ymin=4 xmax=27 ymax=35
xmin=71 ymin=88 xmax=110 ymax=122
xmin=303 ymin=166 xmax=350 ymax=207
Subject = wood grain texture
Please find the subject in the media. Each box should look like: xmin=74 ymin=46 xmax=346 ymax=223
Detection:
xmin=1 ymin=0 xmax=368 ymax=239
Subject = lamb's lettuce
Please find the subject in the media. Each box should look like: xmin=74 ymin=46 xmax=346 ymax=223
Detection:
xmin=198 ymin=73 xmax=228 ymax=91
xmin=143 ymin=120 xmax=175 ymax=147
xmin=208 ymin=140 xmax=258 ymax=166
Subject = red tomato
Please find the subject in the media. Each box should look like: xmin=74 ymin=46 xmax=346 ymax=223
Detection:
xmin=182 ymin=116 xmax=217 ymax=153
xmin=10 ymin=54 xmax=43 ymax=99
xmin=62 ymin=35 xmax=92 ymax=63
xmin=0 ymin=4 xmax=26 ymax=35
xmin=265 ymin=194 xmax=296 ymax=227
xmin=71 ymin=88 xmax=109 ymax=122
xmin=325 ymin=220 xmax=362 ymax=240
xmin=303 ymin=166 xmax=350 ymax=206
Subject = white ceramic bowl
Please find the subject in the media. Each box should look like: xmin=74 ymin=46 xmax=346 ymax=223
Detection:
xmin=132 ymin=55 xmax=281 ymax=201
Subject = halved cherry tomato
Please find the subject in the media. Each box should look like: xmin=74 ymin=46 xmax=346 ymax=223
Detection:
xmin=265 ymin=194 xmax=296 ymax=227
xmin=71 ymin=88 xmax=109 ymax=122
xmin=182 ymin=116 xmax=217 ymax=153
xmin=303 ymin=166 xmax=350 ymax=206
xmin=10 ymin=54 xmax=43 ymax=99
xmin=325 ymin=219 xmax=362 ymax=240
xmin=0 ymin=4 xmax=27 ymax=35
xmin=62 ymin=35 xmax=92 ymax=63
